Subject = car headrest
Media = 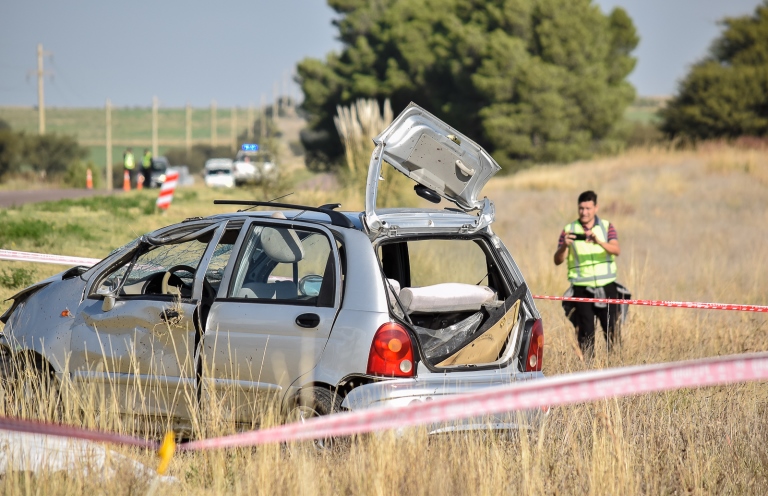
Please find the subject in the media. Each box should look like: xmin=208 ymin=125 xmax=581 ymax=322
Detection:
xmin=261 ymin=226 xmax=304 ymax=263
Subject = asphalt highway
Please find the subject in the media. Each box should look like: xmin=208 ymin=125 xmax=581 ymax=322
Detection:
xmin=0 ymin=189 xmax=117 ymax=208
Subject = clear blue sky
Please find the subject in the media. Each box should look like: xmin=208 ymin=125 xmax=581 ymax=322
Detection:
xmin=0 ymin=0 xmax=763 ymax=108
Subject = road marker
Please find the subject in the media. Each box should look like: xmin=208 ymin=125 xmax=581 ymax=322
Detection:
xmin=155 ymin=170 xmax=179 ymax=211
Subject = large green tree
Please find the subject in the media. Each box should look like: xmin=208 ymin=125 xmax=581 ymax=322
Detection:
xmin=297 ymin=0 xmax=638 ymax=171
xmin=661 ymin=2 xmax=768 ymax=139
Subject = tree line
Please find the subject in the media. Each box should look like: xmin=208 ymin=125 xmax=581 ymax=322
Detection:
xmin=298 ymin=0 xmax=768 ymax=173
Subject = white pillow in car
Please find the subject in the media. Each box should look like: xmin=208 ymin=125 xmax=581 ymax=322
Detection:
xmin=399 ymin=283 xmax=496 ymax=314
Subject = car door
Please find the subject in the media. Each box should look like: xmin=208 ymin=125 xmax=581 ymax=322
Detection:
xmin=202 ymin=218 xmax=342 ymax=424
xmin=68 ymin=222 xmax=224 ymax=420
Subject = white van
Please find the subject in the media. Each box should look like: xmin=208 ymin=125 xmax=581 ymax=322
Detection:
xmin=204 ymin=158 xmax=235 ymax=188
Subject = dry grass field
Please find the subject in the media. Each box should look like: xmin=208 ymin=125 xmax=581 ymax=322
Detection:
xmin=0 ymin=143 xmax=767 ymax=494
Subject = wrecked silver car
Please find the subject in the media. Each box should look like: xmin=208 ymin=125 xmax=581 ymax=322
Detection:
xmin=0 ymin=103 xmax=544 ymax=431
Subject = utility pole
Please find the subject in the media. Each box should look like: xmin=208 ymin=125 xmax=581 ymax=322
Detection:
xmin=32 ymin=44 xmax=53 ymax=135
xmin=273 ymin=81 xmax=279 ymax=119
xmin=260 ymin=93 xmax=267 ymax=142
xmin=185 ymin=103 xmax=192 ymax=157
xmin=247 ymin=102 xmax=254 ymax=140
xmin=106 ymin=99 xmax=113 ymax=191
xmin=211 ymin=99 xmax=217 ymax=147
xmin=230 ymin=106 xmax=237 ymax=152
xmin=152 ymin=96 xmax=159 ymax=158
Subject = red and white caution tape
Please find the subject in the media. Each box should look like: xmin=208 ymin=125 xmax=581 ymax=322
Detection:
xmin=0 ymin=416 xmax=158 ymax=450
xmin=179 ymin=352 xmax=768 ymax=450
xmin=0 ymin=353 xmax=766 ymax=453
xmin=0 ymin=249 xmax=99 ymax=267
xmin=533 ymin=295 xmax=768 ymax=313
xmin=156 ymin=170 xmax=179 ymax=210
xmin=2 ymin=248 xmax=766 ymax=314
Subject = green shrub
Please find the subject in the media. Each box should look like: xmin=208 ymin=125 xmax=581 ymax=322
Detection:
xmin=63 ymin=161 xmax=102 ymax=189
xmin=0 ymin=267 xmax=36 ymax=289
xmin=0 ymin=217 xmax=53 ymax=246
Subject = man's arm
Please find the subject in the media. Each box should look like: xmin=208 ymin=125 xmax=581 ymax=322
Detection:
xmin=595 ymin=238 xmax=620 ymax=256
xmin=585 ymin=224 xmax=621 ymax=256
xmin=554 ymin=231 xmax=572 ymax=265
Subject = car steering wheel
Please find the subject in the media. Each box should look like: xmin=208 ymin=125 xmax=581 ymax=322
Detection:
xmin=161 ymin=264 xmax=197 ymax=295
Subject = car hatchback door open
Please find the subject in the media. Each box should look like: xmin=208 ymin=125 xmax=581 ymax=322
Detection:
xmin=365 ymin=102 xmax=501 ymax=235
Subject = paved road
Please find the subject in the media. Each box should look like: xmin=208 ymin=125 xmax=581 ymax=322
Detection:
xmin=0 ymin=189 xmax=118 ymax=208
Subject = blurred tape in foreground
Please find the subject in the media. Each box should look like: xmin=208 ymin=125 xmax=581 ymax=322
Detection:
xmin=0 ymin=353 xmax=765 ymax=455
xmin=179 ymin=352 xmax=768 ymax=450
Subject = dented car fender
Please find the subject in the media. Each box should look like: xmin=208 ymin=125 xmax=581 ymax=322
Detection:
xmin=1 ymin=275 xmax=88 ymax=375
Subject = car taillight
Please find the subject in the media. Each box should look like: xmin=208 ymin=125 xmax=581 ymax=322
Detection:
xmin=367 ymin=322 xmax=415 ymax=378
xmin=525 ymin=318 xmax=544 ymax=372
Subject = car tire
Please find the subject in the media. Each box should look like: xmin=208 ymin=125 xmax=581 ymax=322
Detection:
xmin=291 ymin=386 xmax=342 ymax=419
xmin=0 ymin=350 xmax=61 ymax=421
xmin=288 ymin=386 xmax=345 ymax=450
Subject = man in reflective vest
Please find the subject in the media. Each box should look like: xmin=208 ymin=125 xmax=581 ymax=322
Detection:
xmin=554 ymin=190 xmax=621 ymax=357
xmin=142 ymin=148 xmax=153 ymax=188
xmin=123 ymin=148 xmax=135 ymax=187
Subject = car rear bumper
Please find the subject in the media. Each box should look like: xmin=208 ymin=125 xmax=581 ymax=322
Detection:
xmin=341 ymin=370 xmax=547 ymax=432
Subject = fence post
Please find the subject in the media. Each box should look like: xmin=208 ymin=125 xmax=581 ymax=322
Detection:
xmin=230 ymin=107 xmax=237 ymax=152
xmin=211 ymin=99 xmax=217 ymax=147
xmin=105 ymin=98 xmax=112 ymax=191
xmin=152 ymin=96 xmax=158 ymax=158
xmin=186 ymin=102 xmax=192 ymax=158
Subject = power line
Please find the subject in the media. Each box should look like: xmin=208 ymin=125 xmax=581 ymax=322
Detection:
xmin=48 ymin=58 xmax=86 ymax=104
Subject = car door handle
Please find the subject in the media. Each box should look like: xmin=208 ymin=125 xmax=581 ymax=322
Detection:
xmin=296 ymin=313 xmax=320 ymax=328
xmin=160 ymin=309 xmax=180 ymax=322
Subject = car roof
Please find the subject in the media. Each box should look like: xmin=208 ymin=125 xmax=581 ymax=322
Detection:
xmin=205 ymin=210 xmax=366 ymax=231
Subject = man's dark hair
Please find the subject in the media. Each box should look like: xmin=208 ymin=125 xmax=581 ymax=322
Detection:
xmin=578 ymin=190 xmax=597 ymax=204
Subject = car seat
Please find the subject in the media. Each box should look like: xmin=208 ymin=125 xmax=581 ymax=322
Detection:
xmin=237 ymin=217 xmax=305 ymax=299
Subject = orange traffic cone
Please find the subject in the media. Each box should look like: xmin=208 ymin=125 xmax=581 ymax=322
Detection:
xmin=123 ymin=170 xmax=131 ymax=191
xmin=86 ymin=168 xmax=93 ymax=190
xmin=137 ymin=172 xmax=144 ymax=191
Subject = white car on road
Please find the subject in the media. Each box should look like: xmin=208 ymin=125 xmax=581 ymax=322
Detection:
xmin=204 ymin=158 xmax=235 ymax=188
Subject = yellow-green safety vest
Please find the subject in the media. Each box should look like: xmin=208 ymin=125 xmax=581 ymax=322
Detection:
xmin=124 ymin=152 xmax=135 ymax=170
xmin=142 ymin=152 xmax=152 ymax=168
xmin=565 ymin=217 xmax=617 ymax=287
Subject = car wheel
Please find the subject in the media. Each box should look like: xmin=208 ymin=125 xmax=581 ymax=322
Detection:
xmin=288 ymin=387 xmax=344 ymax=450
xmin=0 ymin=350 xmax=61 ymax=421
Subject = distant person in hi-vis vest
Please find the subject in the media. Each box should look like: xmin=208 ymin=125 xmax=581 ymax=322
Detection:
xmin=142 ymin=148 xmax=153 ymax=188
xmin=123 ymin=148 xmax=135 ymax=186
xmin=554 ymin=190 xmax=622 ymax=358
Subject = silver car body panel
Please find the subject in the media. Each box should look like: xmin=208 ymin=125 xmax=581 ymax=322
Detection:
xmin=341 ymin=370 xmax=545 ymax=410
xmin=341 ymin=370 xmax=546 ymax=433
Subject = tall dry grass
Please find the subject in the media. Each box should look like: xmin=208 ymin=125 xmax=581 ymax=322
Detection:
xmin=334 ymin=98 xmax=413 ymax=209
xmin=0 ymin=144 xmax=766 ymax=494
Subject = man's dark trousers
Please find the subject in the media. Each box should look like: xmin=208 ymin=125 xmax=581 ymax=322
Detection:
xmin=569 ymin=282 xmax=620 ymax=355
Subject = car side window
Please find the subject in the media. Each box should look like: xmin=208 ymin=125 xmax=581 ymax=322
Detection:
xmin=93 ymin=238 xmax=209 ymax=298
xmin=229 ymin=224 xmax=335 ymax=306
xmin=204 ymin=228 xmax=240 ymax=293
